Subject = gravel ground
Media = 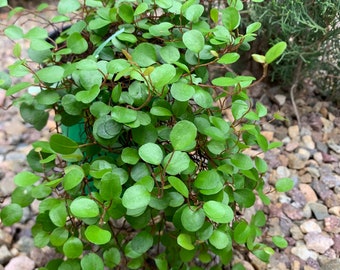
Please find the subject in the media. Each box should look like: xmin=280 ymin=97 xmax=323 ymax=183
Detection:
xmin=1 ymin=3 xmax=340 ymax=270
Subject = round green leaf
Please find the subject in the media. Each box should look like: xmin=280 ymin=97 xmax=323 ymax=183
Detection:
xmin=49 ymin=202 xmax=67 ymax=227
xmin=50 ymin=227 xmax=69 ymax=246
xmin=170 ymin=120 xmax=197 ymax=151
xmin=103 ymin=248 xmax=121 ymax=268
xmin=4 ymin=25 xmax=24 ymax=40
xmin=118 ymin=3 xmax=134 ymax=23
xmin=11 ymin=186 xmax=34 ymax=207
xmin=203 ymin=201 xmax=234 ymax=223
xmin=63 ymin=165 xmax=84 ymax=190
xmin=217 ymin=52 xmax=240 ymax=64
xmin=275 ymin=177 xmax=294 ymax=192
xmin=221 ymin=7 xmax=240 ymax=31
xmin=99 ymin=172 xmax=122 ymax=200
xmin=138 ymin=143 xmax=163 ymax=165
xmin=184 ymin=4 xmax=204 ymax=22
xmin=181 ymin=206 xmax=205 ymax=232
xmin=85 ymin=225 xmax=111 ymax=245
xmin=163 ymin=151 xmax=190 ymax=175
xmin=231 ymin=99 xmax=249 ymax=120
xmin=31 ymin=185 xmax=52 ymax=199
xmin=111 ymin=106 xmax=138 ymax=124
xmin=63 ymin=237 xmax=83 ymax=259
xmin=70 ymin=197 xmax=99 ymax=218
xmin=50 ymin=134 xmax=78 ymax=155
xmin=159 ymin=45 xmax=180 ymax=63
xmin=132 ymin=124 xmax=158 ymax=145
xmin=75 ymin=85 xmax=100 ymax=104
xmin=168 ymin=176 xmax=189 ymax=198
xmin=36 ymin=66 xmax=64 ymax=83
xmin=234 ymin=189 xmax=256 ymax=208
xmin=149 ymin=22 xmax=173 ymax=36
xmin=67 ymin=32 xmax=88 ymax=54
xmin=150 ymin=64 xmax=176 ymax=90
xmin=272 ymin=236 xmax=288 ymax=249
xmin=131 ymin=43 xmax=157 ymax=67
xmin=14 ymin=171 xmax=40 ymax=187
xmin=183 ymin=30 xmax=205 ymax=53
xmin=150 ymin=106 xmax=172 ymax=117
xmin=231 ymin=153 xmax=253 ymax=170
xmin=265 ymin=41 xmax=287 ymax=64
xmin=121 ymin=147 xmax=139 ymax=165
xmin=193 ymin=88 xmax=213 ymax=108
xmin=209 ymin=229 xmax=230 ymax=249
xmin=194 ymin=170 xmax=222 ymax=190
xmin=170 ymin=82 xmax=195 ymax=102
xmin=177 ymin=233 xmax=195 ymax=250
xmin=58 ymin=0 xmax=80 ymax=14
xmin=122 ymin=185 xmax=151 ymax=210
xmin=131 ymin=231 xmax=153 ymax=254
xmin=81 ymin=253 xmax=104 ymax=270
xmin=0 ymin=204 xmax=23 ymax=226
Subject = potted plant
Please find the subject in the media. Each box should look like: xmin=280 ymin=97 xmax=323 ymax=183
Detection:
xmin=0 ymin=0 xmax=292 ymax=269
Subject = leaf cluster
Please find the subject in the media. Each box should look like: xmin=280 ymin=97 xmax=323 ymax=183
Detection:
xmin=0 ymin=0 xmax=292 ymax=269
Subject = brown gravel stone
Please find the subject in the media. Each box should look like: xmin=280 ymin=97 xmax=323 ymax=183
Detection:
xmin=324 ymin=215 xmax=340 ymax=234
xmin=299 ymin=183 xmax=318 ymax=203
xmin=282 ymin=203 xmax=304 ymax=220
xmin=304 ymin=232 xmax=334 ymax=254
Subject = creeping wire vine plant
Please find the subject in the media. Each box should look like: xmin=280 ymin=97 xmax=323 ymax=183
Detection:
xmin=0 ymin=0 xmax=292 ymax=269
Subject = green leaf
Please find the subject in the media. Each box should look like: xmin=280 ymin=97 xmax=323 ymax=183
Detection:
xmin=0 ymin=0 xmax=8 ymax=8
xmin=212 ymin=77 xmax=237 ymax=87
xmin=50 ymin=134 xmax=78 ymax=154
xmin=170 ymin=120 xmax=197 ymax=151
xmin=160 ymin=46 xmax=180 ymax=63
xmin=150 ymin=64 xmax=176 ymax=90
xmin=194 ymin=170 xmax=223 ymax=191
xmin=150 ymin=106 xmax=172 ymax=117
xmin=134 ymin=2 xmax=148 ymax=15
xmin=50 ymin=227 xmax=69 ymax=246
xmin=138 ymin=143 xmax=163 ymax=165
xmin=131 ymin=43 xmax=157 ymax=67
xmin=4 ymin=25 xmax=23 ymax=39
xmin=63 ymin=165 xmax=84 ymax=190
xmin=203 ymin=201 xmax=234 ymax=223
xmin=122 ymin=185 xmax=151 ymax=210
xmin=12 ymin=186 xmax=34 ymax=207
xmin=70 ymin=197 xmax=99 ymax=218
xmin=75 ymin=85 xmax=100 ymax=104
xmin=253 ymin=210 xmax=266 ymax=227
xmin=14 ymin=171 xmax=40 ymax=187
xmin=184 ymin=4 xmax=204 ymax=22
xmin=131 ymin=231 xmax=153 ymax=254
xmin=0 ymin=204 xmax=23 ymax=226
xmin=155 ymin=0 xmax=173 ymax=9
xmin=118 ymin=3 xmax=134 ymax=23
xmin=177 ymin=233 xmax=195 ymax=250
xmin=275 ymin=177 xmax=294 ymax=192
xmin=246 ymin=22 xmax=261 ymax=34
xmin=181 ymin=206 xmax=205 ymax=232
xmin=183 ymin=30 xmax=205 ymax=53
xmin=36 ymin=66 xmax=64 ymax=83
xmin=67 ymin=32 xmax=88 ymax=54
xmin=121 ymin=147 xmax=139 ymax=165
xmin=85 ymin=225 xmax=111 ymax=245
xmin=24 ymin=27 xmax=48 ymax=39
xmin=234 ymin=189 xmax=256 ymax=208
xmin=231 ymin=99 xmax=249 ymax=120
xmin=58 ymin=0 xmax=80 ymax=14
xmin=265 ymin=41 xmax=287 ymax=64
xmin=168 ymin=176 xmax=189 ymax=198
xmin=0 ymin=72 xmax=12 ymax=90
xmin=218 ymin=52 xmax=240 ymax=64
xmin=252 ymin=54 xmax=266 ymax=64
xmin=221 ymin=7 xmax=240 ymax=31
xmin=103 ymin=248 xmax=121 ymax=268
xmin=63 ymin=237 xmax=83 ymax=259
xmin=111 ymin=106 xmax=138 ymax=123
xmin=233 ymin=221 xmax=251 ymax=244
xmin=272 ymin=236 xmax=288 ymax=248
xmin=49 ymin=201 xmax=67 ymax=227
xmin=149 ymin=22 xmax=174 ymax=36
xmin=209 ymin=229 xmax=230 ymax=249
xmin=99 ymin=172 xmax=122 ymax=200
xmin=255 ymin=157 xmax=268 ymax=173
xmin=231 ymin=153 xmax=253 ymax=170
xmin=163 ymin=151 xmax=190 ymax=175
xmin=170 ymin=82 xmax=195 ymax=102
xmin=81 ymin=253 xmax=104 ymax=270
xmin=13 ymin=43 xmax=21 ymax=58
xmin=19 ymin=103 xmax=48 ymax=131
xmin=193 ymin=88 xmax=214 ymax=108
